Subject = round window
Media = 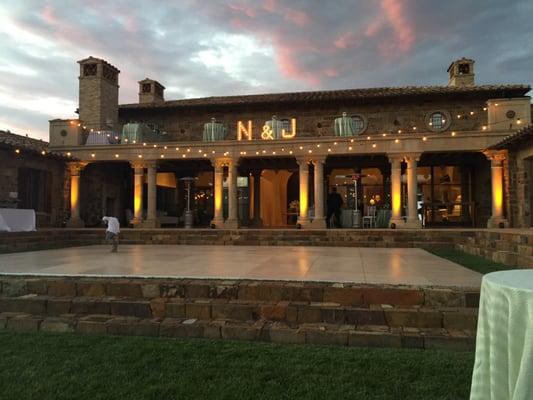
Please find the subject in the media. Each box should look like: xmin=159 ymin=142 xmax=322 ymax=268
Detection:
xmin=351 ymin=115 xmax=365 ymax=134
xmin=429 ymin=112 xmax=445 ymax=129
xmin=60 ymin=129 xmax=68 ymax=137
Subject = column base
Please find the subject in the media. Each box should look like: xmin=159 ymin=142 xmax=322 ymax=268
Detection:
xmin=487 ymin=217 xmax=509 ymax=229
xmin=402 ymin=218 xmax=422 ymax=229
xmin=310 ymin=218 xmax=326 ymax=229
xmin=66 ymin=218 xmax=85 ymax=228
xmin=388 ymin=218 xmax=404 ymax=229
xmin=223 ymin=219 xmax=239 ymax=229
xmin=210 ymin=218 xmax=225 ymax=229
xmin=130 ymin=218 xmax=143 ymax=228
xmin=141 ymin=219 xmax=160 ymax=228
xmin=296 ymin=218 xmax=311 ymax=228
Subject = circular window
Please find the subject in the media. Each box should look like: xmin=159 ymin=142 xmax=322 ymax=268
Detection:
xmin=506 ymin=110 xmax=516 ymax=119
xmin=426 ymin=110 xmax=451 ymax=132
xmin=60 ymin=129 xmax=68 ymax=137
xmin=351 ymin=115 xmax=367 ymax=134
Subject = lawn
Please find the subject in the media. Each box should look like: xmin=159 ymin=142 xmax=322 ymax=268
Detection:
xmin=0 ymin=331 xmax=474 ymax=400
xmin=425 ymin=247 xmax=509 ymax=274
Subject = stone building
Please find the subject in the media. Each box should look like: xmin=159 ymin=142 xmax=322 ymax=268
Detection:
xmin=48 ymin=56 xmax=532 ymax=229
xmin=0 ymin=130 xmax=69 ymax=227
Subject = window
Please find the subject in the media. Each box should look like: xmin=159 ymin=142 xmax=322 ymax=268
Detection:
xmin=83 ymin=63 xmax=97 ymax=76
xmin=142 ymin=83 xmax=151 ymax=93
xmin=429 ymin=112 xmax=445 ymax=130
xmin=351 ymin=116 xmax=365 ymax=133
xmin=103 ymin=65 xmax=117 ymax=83
xmin=458 ymin=63 xmax=470 ymax=74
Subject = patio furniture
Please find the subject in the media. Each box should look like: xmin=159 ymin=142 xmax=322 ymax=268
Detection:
xmin=362 ymin=205 xmax=377 ymax=228
xmin=470 ymin=270 xmax=533 ymax=400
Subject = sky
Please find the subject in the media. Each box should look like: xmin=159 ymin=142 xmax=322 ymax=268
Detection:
xmin=0 ymin=0 xmax=532 ymax=140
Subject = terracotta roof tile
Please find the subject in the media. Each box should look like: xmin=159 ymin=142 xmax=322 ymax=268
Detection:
xmin=119 ymin=84 xmax=530 ymax=110
xmin=491 ymin=125 xmax=533 ymax=149
xmin=0 ymin=130 xmax=67 ymax=159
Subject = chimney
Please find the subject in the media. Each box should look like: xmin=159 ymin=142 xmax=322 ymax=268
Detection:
xmin=447 ymin=58 xmax=475 ymax=87
xmin=139 ymin=78 xmax=165 ymax=104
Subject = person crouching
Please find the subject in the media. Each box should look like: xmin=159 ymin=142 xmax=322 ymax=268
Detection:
xmin=102 ymin=216 xmax=120 ymax=253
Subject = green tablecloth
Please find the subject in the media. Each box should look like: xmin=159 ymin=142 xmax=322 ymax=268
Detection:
xmin=470 ymin=270 xmax=533 ymax=400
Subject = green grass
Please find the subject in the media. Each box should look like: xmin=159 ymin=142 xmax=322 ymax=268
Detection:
xmin=426 ymin=247 xmax=509 ymax=274
xmin=0 ymin=331 xmax=474 ymax=400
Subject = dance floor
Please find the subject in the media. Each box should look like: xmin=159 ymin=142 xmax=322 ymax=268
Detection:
xmin=0 ymin=245 xmax=482 ymax=287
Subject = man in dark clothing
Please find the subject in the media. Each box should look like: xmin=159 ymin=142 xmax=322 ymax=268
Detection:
xmin=327 ymin=187 xmax=344 ymax=228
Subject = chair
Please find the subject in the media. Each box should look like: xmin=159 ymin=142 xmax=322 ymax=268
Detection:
xmin=362 ymin=205 xmax=377 ymax=228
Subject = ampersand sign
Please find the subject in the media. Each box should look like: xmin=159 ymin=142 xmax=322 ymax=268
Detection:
xmin=261 ymin=125 xmax=274 ymax=140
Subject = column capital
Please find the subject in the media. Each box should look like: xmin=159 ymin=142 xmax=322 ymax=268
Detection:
xmin=129 ymin=160 xmax=146 ymax=170
xmin=144 ymin=160 xmax=158 ymax=169
xmin=67 ymin=161 xmax=88 ymax=175
xmin=403 ymin=152 xmax=421 ymax=163
xmin=483 ymin=149 xmax=507 ymax=162
xmin=295 ymin=156 xmax=312 ymax=166
xmin=311 ymin=156 xmax=327 ymax=165
xmin=210 ymin=157 xmax=238 ymax=169
xmin=387 ymin=153 xmax=405 ymax=164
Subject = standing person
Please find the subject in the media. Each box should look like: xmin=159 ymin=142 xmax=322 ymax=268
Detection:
xmin=327 ymin=187 xmax=344 ymax=228
xmin=102 ymin=216 xmax=120 ymax=253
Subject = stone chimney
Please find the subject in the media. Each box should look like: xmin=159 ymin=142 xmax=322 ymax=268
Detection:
xmin=139 ymin=78 xmax=165 ymax=104
xmin=78 ymin=56 xmax=120 ymax=131
xmin=447 ymin=58 xmax=475 ymax=87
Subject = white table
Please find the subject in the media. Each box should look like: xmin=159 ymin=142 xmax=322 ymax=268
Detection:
xmin=0 ymin=208 xmax=36 ymax=232
xmin=470 ymin=270 xmax=533 ymax=400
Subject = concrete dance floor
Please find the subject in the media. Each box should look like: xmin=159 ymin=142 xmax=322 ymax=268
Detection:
xmin=0 ymin=245 xmax=482 ymax=287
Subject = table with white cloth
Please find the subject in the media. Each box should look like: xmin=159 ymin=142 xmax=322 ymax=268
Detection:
xmin=0 ymin=208 xmax=36 ymax=232
xmin=470 ymin=270 xmax=533 ymax=400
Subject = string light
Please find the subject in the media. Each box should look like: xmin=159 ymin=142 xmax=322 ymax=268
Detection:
xmin=160 ymin=154 xmax=165 ymax=158
xmin=15 ymin=149 xmax=20 ymax=154
xmin=327 ymin=148 xmax=331 ymax=152
xmin=66 ymin=152 xmax=71 ymax=156
xmin=115 ymin=154 xmax=119 ymax=158
xmin=153 ymin=144 xmax=157 ymax=148
xmin=175 ymin=147 xmax=179 ymax=151
xmin=308 ymin=149 xmax=312 ymax=153
xmin=382 ymin=133 xmax=387 ymax=137
xmin=372 ymin=143 xmax=377 ymax=148
xmin=395 ymin=139 xmax=400 ymax=143
xmin=482 ymin=125 xmax=487 ymax=131
xmin=348 ymin=146 xmax=352 ymax=150
xmin=182 ymin=154 xmax=186 ymax=158
xmin=187 ymin=148 xmax=191 ymax=152
xmin=289 ymin=150 xmax=293 ymax=154
xmin=422 ymin=136 xmax=427 ymax=141
xmin=41 ymin=150 xmax=46 ymax=155
xmin=143 ymin=143 xmax=147 ymax=146
xmin=366 ymin=136 xmax=370 ymax=140
xmin=138 ymin=154 xmax=143 ymax=158
xmin=451 ymin=131 xmax=456 ymax=136
xmin=90 ymin=153 xmax=95 ymax=158
xmin=397 ymin=129 xmax=402 ymax=134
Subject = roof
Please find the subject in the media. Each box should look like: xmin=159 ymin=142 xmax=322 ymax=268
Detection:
xmin=491 ymin=125 xmax=533 ymax=149
xmin=0 ymin=130 xmax=66 ymax=159
xmin=119 ymin=84 xmax=530 ymax=110
xmin=77 ymin=56 xmax=120 ymax=73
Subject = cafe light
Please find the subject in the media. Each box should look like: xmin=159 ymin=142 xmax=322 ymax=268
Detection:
xmin=115 ymin=154 xmax=119 ymax=158
xmin=90 ymin=153 xmax=95 ymax=158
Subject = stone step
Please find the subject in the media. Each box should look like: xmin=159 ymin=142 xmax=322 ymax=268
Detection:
xmin=0 ymin=276 xmax=480 ymax=308
xmin=0 ymin=312 xmax=475 ymax=351
xmin=0 ymin=295 xmax=479 ymax=331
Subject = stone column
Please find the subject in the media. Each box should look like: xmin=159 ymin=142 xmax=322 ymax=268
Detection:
xmin=251 ymin=169 xmax=262 ymax=227
xmin=130 ymin=161 xmax=144 ymax=227
xmin=485 ymin=151 xmax=508 ymax=228
xmin=143 ymin=160 xmax=159 ymax=228
xmin=225 ymin=159 xmax=239 ymax=228
xmin=311 ymin=158 xmax=326 ymax=228
xmin=388 ymin=154 xmax=404 ymax=228
xmin=296 ymin=157 xmax=311 ymax=228
xmin=404 ymin=154 xmax=422 ymax=228
xmin=66 ymin=162 xmax=87 ymax=228
xmin=211 ymin=159 xmax=225 ymax=228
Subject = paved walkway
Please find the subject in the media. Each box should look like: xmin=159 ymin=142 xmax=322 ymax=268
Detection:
xmin=0 ymin=245 xmax=482 ymax=287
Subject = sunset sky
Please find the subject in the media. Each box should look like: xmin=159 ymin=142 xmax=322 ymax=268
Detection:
xmin=1 ymin=0 xmax=532 ymax=140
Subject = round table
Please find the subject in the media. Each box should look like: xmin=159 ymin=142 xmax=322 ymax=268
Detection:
xmin=470 ymin=270 xmax=533 ymax=400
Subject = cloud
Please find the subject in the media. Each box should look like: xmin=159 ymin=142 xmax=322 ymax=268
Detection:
xmin=0 ymin=0 xmax=531 ymax=140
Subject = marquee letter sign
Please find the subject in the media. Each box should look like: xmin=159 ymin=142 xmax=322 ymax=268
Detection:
xmin=237 ymin=120 xmax=252 ymax=141
xmin=237 ymin=118 xmax=297 ymax=140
